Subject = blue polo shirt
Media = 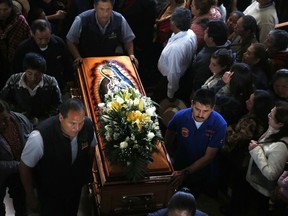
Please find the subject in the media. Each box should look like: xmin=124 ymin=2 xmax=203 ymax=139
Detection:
xmin=167 ymin=108 xmax=227 ymax=170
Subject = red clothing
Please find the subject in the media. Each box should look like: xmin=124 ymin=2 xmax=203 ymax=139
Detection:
xmin=191 ymin=7 xmax=221 ymax=51
xmin=0 ymin=14 xmax=31 ymax=67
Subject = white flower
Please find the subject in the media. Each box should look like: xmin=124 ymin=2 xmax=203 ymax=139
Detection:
xmin=98 ymin=103 xmax=105 ymax=109
xmin=147 ymin=132 xmax=155 ymax=140
xmin=133 ymin=98 xmax=140 ymax=106
xmin=116 ymin=95 xmax=124 ymax=104
xmin=146 ymin=107 xmax=156 ymax=116
xmin=120 ymin=141 xmax=128 ymax=149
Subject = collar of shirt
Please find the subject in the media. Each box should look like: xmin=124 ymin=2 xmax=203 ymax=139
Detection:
xmin=95 ymin=12 xmax=111 ymax=34
xmin=168 ymin=30 xmax=189 ymax=43
xmin=18 ymin=73 xmax=44 ymax=96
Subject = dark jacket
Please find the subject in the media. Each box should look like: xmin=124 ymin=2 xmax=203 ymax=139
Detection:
xmin=13 ymin=35 xmax=74 ymax=90
xmin=79 ymin=9 xmax=122 ymax=57
xmin=35 ymin=116 xmax=94 ymax=198
xmin=0 ymin=112 xmax=33 ymax=186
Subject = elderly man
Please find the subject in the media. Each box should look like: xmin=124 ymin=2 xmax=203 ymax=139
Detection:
xmin=66 ymin=0 xmax=138 ymax=67
xmin=157 ymin=7 xmax=197 ymax=102
xmin=0 ymin=52 xmax=62 ymax=125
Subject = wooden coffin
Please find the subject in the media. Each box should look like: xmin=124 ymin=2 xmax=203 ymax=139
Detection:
xmin=77 ymin=56 xmax=175 ymax=215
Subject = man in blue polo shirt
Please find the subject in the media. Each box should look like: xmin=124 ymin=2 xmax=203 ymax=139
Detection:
xmin=165 ymin=88 xmax=227 ymax=197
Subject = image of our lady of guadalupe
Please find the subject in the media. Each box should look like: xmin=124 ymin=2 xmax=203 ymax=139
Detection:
xmin=98 ymin=60 xmax=135 ymax=102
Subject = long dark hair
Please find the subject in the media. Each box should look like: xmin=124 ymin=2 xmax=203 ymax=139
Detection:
xmin=230 ymin=63 xmax=254 ymax=101
xmin=252 ymin=90 xmax=274 ymax=128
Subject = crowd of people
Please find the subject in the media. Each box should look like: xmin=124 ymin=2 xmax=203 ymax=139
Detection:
xmin=1 ymin=0 xmax=288 ymax=215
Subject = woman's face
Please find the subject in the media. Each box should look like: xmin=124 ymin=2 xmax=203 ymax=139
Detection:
xmin=242 ymin=44 xmax=258 ymax=66
xmin=268 ymin=107 xmax=283 ymax=129
xmin=246 ymin=93 xmax=255 ymax=112
xmin=273 ymin=78 xmax=288 ymax=99
xmin=191 ymin=0 xmax=200 ymax=16
xmin=209 ymin=57 xmax=226 ymax=75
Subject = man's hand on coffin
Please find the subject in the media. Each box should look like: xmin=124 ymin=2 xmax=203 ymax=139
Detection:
xmin=73 ymin=57 xmax=83 ymax=68
xmin=129 ymin=55 xmax=139 ymax=68
xmin=169 ymin=170 xmax=186 ymax=187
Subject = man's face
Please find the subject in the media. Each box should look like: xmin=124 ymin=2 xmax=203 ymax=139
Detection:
xmin=0 ymin=111 xmax=10 ymax=134
xmin=24 ymin=69 xmax=43 ymax=88
xmin=273 ymin=78 xmax=288 ymax=99
xmin=95 ymin=1 xmax=113 ymax=26
xmin=0 ymin=3 xmax=12 ymax=21
xmin=59 ymin=110 xmax=85 ymax=139
xmin=192 ymin=101 xmax=213 ymax=122
xmin=234 ymin=17 xmax=245 ymax=37
xmin=227 ymin=12 xmax=240 ymax=33
xmin=33 ymin=28 xmax=51 ymax=49
xmin=168 ymin=209 xmax=192 ymax=216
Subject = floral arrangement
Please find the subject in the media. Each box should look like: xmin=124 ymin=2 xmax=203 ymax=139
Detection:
xmin=98 ymin=87 xmax=162 ymax=182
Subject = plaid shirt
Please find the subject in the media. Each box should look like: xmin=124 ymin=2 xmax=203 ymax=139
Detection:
xmin=0 ymin=14 xmax=31 ymax=65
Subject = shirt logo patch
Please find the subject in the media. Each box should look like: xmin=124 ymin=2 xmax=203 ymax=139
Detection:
xmin=182 ymin=127 xmax=189 ymax=138
xmin=81 ymin=142 xmax=88 ymax=150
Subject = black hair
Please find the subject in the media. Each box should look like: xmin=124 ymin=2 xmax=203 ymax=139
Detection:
xmin=22 ymin=52 xmax=47 ymax=74
xmin=272 ymin=69 xmax=288 ymax=84
xmin=206 ymin=20 xmax=228 ymax=46
xmin=0 ymin=99 xmax=10 ymax=113
xmin=59 ymin=98 xmax=86 ymax=118
xmin=268 ymin=101 xmax=288 ymax=141
xmin=168 ymin=189 xmax=196 ymax=216
xmin=230 ymin=63 xmax=254 ymax=100
xmin=192 ymin=88 xmax=216 ymax=107
xmin=241 ymin=15 xmax=258 ymax=34
xmin=31 ymin=19 xmax=51 ymax=34
xmin=211 ymin=48 xmax=234 ymax=74
xmin=171 ymin=7 xmax=192 ymax=31
xmin=94 ymin=0 xmax=115 ymax=6
xmin=252 ymin=89 xmax=274 ymax=128
xmin=268 ymin=29 xmax=288 ymax=51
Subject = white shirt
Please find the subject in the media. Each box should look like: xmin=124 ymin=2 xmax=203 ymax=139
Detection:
xmin=21 ymin=130 xmax=97 ymax=167
xmin=158 ymin=29 xmax=197 ymax=98
xmin=244 ymin=1 xmax=278 ymax=43
xmin=19 ymin=73 xmax=44 ymax=96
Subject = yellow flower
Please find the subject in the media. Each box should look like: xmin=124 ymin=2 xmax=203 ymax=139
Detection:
xmin=108 ymin=101 xmax=122 ymax=110
xmin=138 ymin=99 xmax=144 ymax=111
xmin=127 ymin=111 xmax=150 ymax=131
xmin=124 ymin=92 xmax=132 ymax=101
